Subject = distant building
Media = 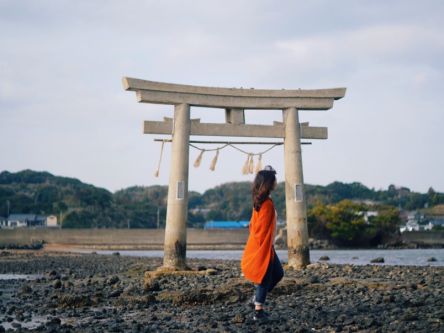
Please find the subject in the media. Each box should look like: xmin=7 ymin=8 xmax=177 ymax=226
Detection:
xmin=362 ymin=211 xmax=379 ymax=224
xmin=352 ymin=199 xmax=379 ymax=206
xmin=423 ymin=204 xmax=444 ymax=231
xmin=0 ymin=216 xmax=6 ymax=228
xmin=400 ymin=208 xmax=444 ymax=232
xmin=46 ymin=215 xmax=58 ymax=227
xmin=6 ymin=214 xmax=46 ymax=228
xmin=189 ymin=208 xmax=211 ymax=216
xmin=204 ymin=221 xmax=249 ymax=230
xmin=400 ymin=211 xmax=426 ymax=233
xmin=424 ymin=218 xmax=444 ymax=231
xmin=400 ymin=220 xmax=420 ymax=233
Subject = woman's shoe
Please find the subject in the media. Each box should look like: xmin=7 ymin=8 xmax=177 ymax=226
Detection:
xmin=253 ymin=309 xmax=268 ymax=321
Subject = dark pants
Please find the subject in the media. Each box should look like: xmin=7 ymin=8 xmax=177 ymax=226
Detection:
xmin=255 ymin=249 xmax=284 ymax=305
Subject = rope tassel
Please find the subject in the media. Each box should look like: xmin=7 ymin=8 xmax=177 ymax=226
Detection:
xmin=209 ymin=149 xmax=219 ymax=171
xmin=154 ymin=140 xmax=165 ymax=177
xmin=249 ymin=154 xmax=254 ymax=174
xmin=242 ymin=154 xmax=250 ymax=175
xmin=255 ymin=154 xmax=263 ymax=173
xmin=193 ymin=150 xmax=204 ymax=168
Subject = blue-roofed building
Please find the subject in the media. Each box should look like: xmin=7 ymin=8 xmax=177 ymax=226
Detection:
xmin=6 ymin=214 xmax=46 ymax=228
xmin=204 ymin=220 xmax=249 ymax=230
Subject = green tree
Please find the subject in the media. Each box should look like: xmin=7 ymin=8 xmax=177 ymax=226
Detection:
xmin=62 ymin=211 xmax=94 ymax=228
xmin=308 ymin=200 xmax=401 ymax=247
xmin=367 ymin=206 xmax=401 ymax=244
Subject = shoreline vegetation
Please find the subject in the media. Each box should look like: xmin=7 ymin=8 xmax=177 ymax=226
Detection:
xmin=1 ymin=170 xmax=444 ymax=248
xmin=0 ymin=251 xmax=443 ymax=332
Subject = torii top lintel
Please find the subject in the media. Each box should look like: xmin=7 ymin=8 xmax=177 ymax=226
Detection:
xmin=123 ymin=77 xmax=346 ymax=110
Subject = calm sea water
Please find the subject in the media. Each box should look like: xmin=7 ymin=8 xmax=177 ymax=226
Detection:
xmin=0 ymin=274 xmax=42 ymax=280
xmin=75 ymin=249 xmax=444 ymax=266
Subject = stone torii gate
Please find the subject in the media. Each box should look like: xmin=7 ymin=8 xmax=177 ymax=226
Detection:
xmin=123 ymin=77 xmax=346 ymax=270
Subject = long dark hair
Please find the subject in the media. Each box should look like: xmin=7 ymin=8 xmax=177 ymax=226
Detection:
xmin=252 ymin=170 xmax=276 ymax=211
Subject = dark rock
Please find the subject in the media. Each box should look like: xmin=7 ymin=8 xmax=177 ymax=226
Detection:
xmin=18 ymin=284 xmax=33 ymax=294
xmin=48 ymin=270 xmax=60 ymax=280
xmin=112 ymin=252 xmax=120 ymax=256
xmin=108 ymin=275 xmax=120 ymax=285
xmin=53 ymin=279 xmax=62 ymax=289
xmin=145 ymin=280 xmax=160 ymax=292
xmin=383 ymin=295 xmax=394 ymax=303
xmin=232 ymin=313 xmax=245 ymax=324
xmin=319 ymin=256 xmax=330 ymax=261
xmin=46 ymin=317 xmax=61 ymax=326
xmin=11 ymin=322 xmax=21 ymax=329
xmin=427 ymin=257 xmax=437 ymax=262
xmin=109 ymin=289 xmax=122 ymax=298
xmin=58 ymin=295 xmax=92 ymax=308
xmin=370 ymin=257 xmax=384 ymax=263
xmin=309 ymin=275 xmax=320 ymax=283
xmin=403 ymin=312 xmax=419 ymax=321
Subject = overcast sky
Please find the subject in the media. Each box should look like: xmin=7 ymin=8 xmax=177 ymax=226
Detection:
xmin=1 ymin=0 xmax=443 ymax=193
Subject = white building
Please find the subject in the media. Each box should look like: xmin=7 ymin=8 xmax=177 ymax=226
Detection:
xmin=46 ymin=215 xmax=58 ymax=227
xmin=363 ymin=211 xmax=379 ymax=224
xmin=400 ymin=220 xmax=421 ymax=232
xmin=400 ymin=211 xmax=426 ymax=233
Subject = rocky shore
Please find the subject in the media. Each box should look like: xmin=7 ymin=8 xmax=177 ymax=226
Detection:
xmin=0 ymin=251 xmax=443 ymax=332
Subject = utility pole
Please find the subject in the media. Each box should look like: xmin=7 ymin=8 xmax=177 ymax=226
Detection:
xmin=157 ymin=207 xmax=160 ymax=229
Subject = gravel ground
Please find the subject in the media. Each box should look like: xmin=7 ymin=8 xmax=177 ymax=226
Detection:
xmin=0 ymin=250 xmax=443 ymax=332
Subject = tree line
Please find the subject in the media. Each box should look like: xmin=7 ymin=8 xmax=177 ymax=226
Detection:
xmin=1 ymin=170 xmax=443 ymax=246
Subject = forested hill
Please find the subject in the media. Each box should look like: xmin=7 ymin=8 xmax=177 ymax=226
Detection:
xmin=1 ymin=170 xmax=443 ymax=229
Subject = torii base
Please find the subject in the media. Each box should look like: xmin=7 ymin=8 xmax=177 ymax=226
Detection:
xmin=287 ymin=245 xmax=310 ymax=269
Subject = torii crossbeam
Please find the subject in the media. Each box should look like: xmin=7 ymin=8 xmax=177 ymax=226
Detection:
xmin=123 ymin=77 xmax=346 ymax=269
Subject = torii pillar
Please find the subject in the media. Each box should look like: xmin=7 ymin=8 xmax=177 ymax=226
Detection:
xmin=122 ymin=77 xmax=346 ymax=270
xmin=164 ymin=103 xmax=190 ymax=269
xmin=284 ymin=107 xmax=309 ymax=267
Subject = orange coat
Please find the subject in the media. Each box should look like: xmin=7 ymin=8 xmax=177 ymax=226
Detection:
xmin=241 ymin=198 xmax=276 ymax=284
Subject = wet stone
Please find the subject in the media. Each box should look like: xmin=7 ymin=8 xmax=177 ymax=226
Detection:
xmin=108 ymin=275 xmax=120 ymax=285
xmin=370 ymin=257 xmax=385 ymax=263
xmin=53 ymin=279 xmax=62 ymax=289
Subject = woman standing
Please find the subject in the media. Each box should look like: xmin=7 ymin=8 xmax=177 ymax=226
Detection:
xmin=241 ymin=165 xmax=284 ymax=321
